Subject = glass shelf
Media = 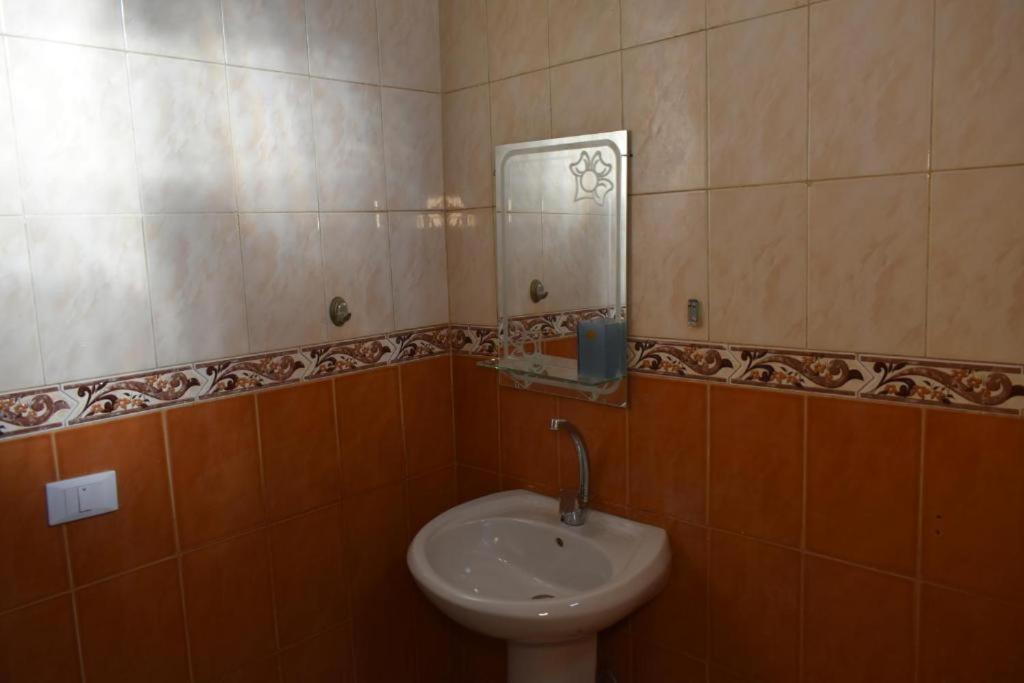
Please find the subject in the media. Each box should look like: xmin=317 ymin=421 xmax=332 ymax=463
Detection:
xmin=478 ymin=353 xmax=623 ymax=388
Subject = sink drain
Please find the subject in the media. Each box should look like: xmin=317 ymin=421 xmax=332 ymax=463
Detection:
xmin=531 ymin=594 xmax=555 ymax=600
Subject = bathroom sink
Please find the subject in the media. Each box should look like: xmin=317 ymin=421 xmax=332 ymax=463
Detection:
xmin=407 ymin=489 xmax=670 ymax=682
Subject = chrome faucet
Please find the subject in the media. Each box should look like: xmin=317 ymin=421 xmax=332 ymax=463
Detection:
xmin=549 ymin=419 xmax=589 ymax=526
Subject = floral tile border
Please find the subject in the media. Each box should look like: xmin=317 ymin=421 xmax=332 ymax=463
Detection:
xmin=505 ymin=307 xmax=613 ymax=344
xmin=3 ymin=326 xmax=1023 ymax=440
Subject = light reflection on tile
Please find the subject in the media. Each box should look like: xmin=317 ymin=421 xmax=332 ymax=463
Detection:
xmin=222 ymin=0 xmax=309 ymax=74
xmin=381 ymin=88 xmax=444 ymax=211
xmin=2 ymin=0 xmax=124 ymax=49
xmin=123 ymin=0 xmax=226 ymax=62
xmin=389 ymin=212 xmax=449 ymax=330
xmin=0 ymin=217 xmax=43 ymax=391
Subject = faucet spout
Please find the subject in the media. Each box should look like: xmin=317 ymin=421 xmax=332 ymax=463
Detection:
xmin=550 ymin=418 xmax=589 ymax=526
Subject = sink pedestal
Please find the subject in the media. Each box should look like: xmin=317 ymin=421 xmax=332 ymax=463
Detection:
xmin=507 ymin=636 xmax=596 ymax=683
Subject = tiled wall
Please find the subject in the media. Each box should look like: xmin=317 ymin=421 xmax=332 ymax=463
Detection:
xmin=441 ymin=0 xmax=1023 ymax=366
xmin=0 ymin=0 xmax=448 ymax=395
xmin=0 ymin=357 xmax=458 ymax=682
xmin=452 ymin=359 xmax=1024 ymax=682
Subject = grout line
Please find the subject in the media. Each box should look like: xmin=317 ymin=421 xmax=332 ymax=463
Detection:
xmin=923 ymin=0 xmax=938 ymax=360
xmin=50 ymin=433 xmax=87 ymax=683
xmin=913 ymin=407 xmax=927 ymax=682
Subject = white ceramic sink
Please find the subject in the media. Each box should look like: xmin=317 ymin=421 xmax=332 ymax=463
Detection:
xmin=407 ymin=489 xmax=670 ymax=682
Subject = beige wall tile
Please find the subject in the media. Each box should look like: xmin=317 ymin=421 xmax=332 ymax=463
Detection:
xmin=809 ymin=0 xmax=932 ymax=178
xmin=0 ymin=48 xmax=21 ymax=216
xmin=548 ymin=0 xmax=620 ymax=65
xmin=708 ymin=0 xmax=805 ymax=27
xmin=144 ymin=214 xmax=248 ymax=365
xmin=808 ymin=175 xmax=928 ymax=355
xmin=932 ymin=0 xmax=1024 ymax=169
xmin=0 ymin=218 xmax=43 ymax=392
xmin=709 ymin=8 xmax=807 ymax=187
xmin=709 ymin=183 xmax=807 ymax=347
xmin=222 ymin=0 xmax=308 ymax=73
xmin=928 ymin=167 xmax=1024 ymax=364
xmin=629 ymin=191 xmax=708 ymax=341
xmin=381 ymin=88 xmax=444 ymax=211
xmin=3 ymin=0 xmax=124 ymax=49
xmin=321 ymin=212 xmax=395 ymax=340
xmin=27 ymin=216 xmax=156 ymax=383
xmin=621 ymin=0 xmax=704 ymax=48
xmin=306 ymin=0 xmax=380 ymax=84
xmin=443 ymin=85 xmax=492 ymax=210
xmin=486 ymin=0 xmax=549 ymax=80
xmin=623 ymin=34 xmax=706 ymax=193
xmin=239 ymin=213 xmax=325 ymax=352
xmin=490 ymin=71 xmax=551 ymax=147
xmin=377 ymin=0 xmax=441 ymax=92
xmin=501 ymin=211 xmax=544 ymax=317
xmin=440 ymin=0 xmax=488 ymax=91
xmin=447 ymin=210 xmax=497 ymax=325
xmin=312 ymin=79 xmax=387 ymax=212
xmin=124 ymin=0 xmax=225 ymax=62
xmin=389 ymin=212 xmax=449 ymax=329
xmin=550 ymin=52 xmax=622 ymax=138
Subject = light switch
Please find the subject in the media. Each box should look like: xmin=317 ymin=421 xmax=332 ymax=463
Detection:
xmin=46 ymin=471 xmax=118 ymax=526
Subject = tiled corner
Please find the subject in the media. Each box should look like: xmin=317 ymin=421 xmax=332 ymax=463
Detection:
xmin=446 ymin=209 xmax=497 ymax=325
xmin=222 ymin=0 xmax=308 ymax=74
xmin=376 ymin=0 xmax=441 ymax=92
xmin=381 ymin=88 xmax=444 ymax=211
xmin=443 ymin=85 xmax=492 ymax=210
xmin=439 ymin=0 xmax=488 ymax=92
xmin=305 ymin=0 xmax=380 ymax=83
xmin=321 ymin=212 xmax=395 ymax=341
xmin=123 ymin=0 xmax=226 ymax=62
xmin=388 ymin=212 xmax=449 ymax=331
xmin=550 ymin=52 xmax=623 ymax=138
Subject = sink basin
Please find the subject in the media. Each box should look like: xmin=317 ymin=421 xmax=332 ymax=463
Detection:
xmin=407 ymin=489 xmax=670 ymax=682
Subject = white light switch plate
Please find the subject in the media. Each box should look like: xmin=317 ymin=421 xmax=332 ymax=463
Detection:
xmin=46 ymin=471 xmax=118 ymax=526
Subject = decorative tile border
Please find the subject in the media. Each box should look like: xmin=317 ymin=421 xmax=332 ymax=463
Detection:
xmin=505 ymin=307 xmax=613 ymax=344
xmin=3 ymin=325 xmax=1022 ymax=439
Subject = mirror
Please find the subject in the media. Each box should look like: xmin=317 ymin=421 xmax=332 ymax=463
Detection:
xmin=484 ymin=131 xmax=628 ymax=407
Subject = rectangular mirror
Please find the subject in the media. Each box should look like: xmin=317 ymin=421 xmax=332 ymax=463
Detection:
xmin=483 ymin=131 xmax=628 ymax=407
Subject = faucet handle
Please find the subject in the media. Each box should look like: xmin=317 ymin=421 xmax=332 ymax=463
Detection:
xmin=558 ymin=489 xmax=586 ymax=526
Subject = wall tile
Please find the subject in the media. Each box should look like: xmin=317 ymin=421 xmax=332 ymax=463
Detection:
xmin=443 ymin=85 xmax=492 ymax=210
xmin=408 ymin=465 xmax=458 ymax=532
xmin=457 ymin=466 xmax=500 ymax=503
xmin=548 ymin=0 xmax=619 ymax=65
xmin=335 ymin=366 xmax=405 ymax=496
xmin=708 ymin=0 xmax=805 ymax=27
xmin=28 ymin=215 xmax=155 ymax=384
xmin=0 ymin=218 xmax=43 ymax=391
xmin=710 ymin=386 xmax=803 ymax=546
xmin=6 ymin=39 xmax=138 ymax=213
xmin=621 ymin=0 xmax=704 ymax=48
xmin=622 ymin=34 xmax=706 ymax=193
xmin=452 ymin=356 xmax=499 ymax=471
xmin=499 ymin=387 xmax=558 ymax=490
xmin=312 ymin=79 xmax=387 ymax=212
xmin=928 ymin=167 xmax=1024 ymax=363
xmin=56 ymin=414 xmax=176 ymax=584
xmin=388 ymin=212 xmax=449 ymax=330
xmin=239 ymin=212 xmax=325 ymax=352
xmin=709 ymin=531 xmax=801 ymax=682
xmin=708 ymin=183 xmax=807 ymax=347
xmin=381 ymin=88 xmax=444 ymax=211
xmin=279 ymin=621 xmax=355 ymax=683
xmin=628 ymin=375 xmax=707 ymax=523
xmin=401 ymin=356 xmax=456 ymax=476
xmin=629 ymin=191 xmax=708 ymax=341
xmin=808 ymin=175 xmax=928 ymax=355
xmin=806 ymin=398 xmax=920 ymax=575
xmin=550 ymin=52 xmax=622 ymax=138
xmin=919 ymin=584 xmax=1024 ymax=683
xmin=809 ymin=0 xmax=932 ymax=178
xmin=76 ymin=560 xmax=189 ymax=683
xmin=144 ymin=214 xmax=248 ymax=366
xmin=557 ymin=399 xmax=627 ymax=507
xmin=123 ymin=0 xmax=225 ymax=62
xmin=129 ymin=54 xmax=236 ymax=213
xmin=321 ymin=212 xmax=394 ymax=340
xmin=220 ymin=657 xmax=280 ymax=683
xmin=306 ymin=0 xmax=380 ymax=84
xmin=0 ymin=435 xmax=66 ymax=611
xmin=2 ymin=0 xmax=124 ymax=48
xmin=228 ymin=67 xmax=317 ymax=212
xmin=182 ymin=530 xmax=277 ymax=682
xmin=166 ymin=396 xmax=264 ymax=550
xmin=933 ymin=0 xmax=1024 ymax=168
xmin=377 ymin=0 xmax=441 ymax=92
xmin=489 ymin=70 xmax=551 ymax=147
xmin=709 ymin=9 xmax=807 ymax=186
xmin=486 ymin=0 xmax=548 ymax=80
xmin=802 ymin=557 xmax=915 ymax=683
xmin=922 ymin=410 xmax=1024 ymax=601
xmin=223 ymin=0 xmax=308 ymax=73
xmin=257 ymin=381 xmax=340 ymax=520
xmin=446 ymin=210 xmax=497 ymax=325
xmin=0 ymin=48 xmax=20 ymax=215
xmin=632 ymin=517 xmax=707 ymax=660
xmin=634 ymin=646 xmax=705 ymax=683
xmin=500 ymin=211 xmax=543 ymax=317
xmin=440 ymin=0 xmax=488 ymax=91
xmin=269 ymin=505 xmax=348 ymax=645
xmin=0 ymin=596 xmax=80 ymax=683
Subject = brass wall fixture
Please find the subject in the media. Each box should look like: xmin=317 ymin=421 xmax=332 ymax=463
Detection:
xmin=529 ymin=279 xmax=549 ymax=303
xmin=329 ymin=296 xmax=351 ymax=327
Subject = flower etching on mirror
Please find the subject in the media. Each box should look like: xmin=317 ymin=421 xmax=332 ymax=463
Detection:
xmin=568 ymin=150 xmax=614 ymax=205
